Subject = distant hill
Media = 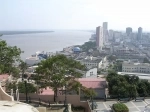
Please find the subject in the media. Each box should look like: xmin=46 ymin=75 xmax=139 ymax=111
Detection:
xmin=0 ymin=31 xmax=54 ymax=35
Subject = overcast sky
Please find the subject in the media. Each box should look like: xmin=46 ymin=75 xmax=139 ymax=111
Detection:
xmin=1 ymin=0 xmax=150 ymax=31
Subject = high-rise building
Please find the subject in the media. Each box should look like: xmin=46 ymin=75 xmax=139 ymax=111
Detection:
xmin=126 ymin=27 xmax=132 ymax=36
xmin=103 ymin=22 xmax=108 ymax=43
xmin=109 ymin=30 xmax=114 ymax=40
xmin=96 ymin=26 xmax=103 ymax=50
xmin=103 ymin=22 xmax=108 ymax=30
xmin=137 ymin=27 xmax=142 ymax=40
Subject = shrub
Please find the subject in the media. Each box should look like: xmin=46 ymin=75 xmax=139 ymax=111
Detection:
xmin=71 ymin=105 xmax=85 ymax=111
xmin=113 ymin=103 xmax=129 ymax=112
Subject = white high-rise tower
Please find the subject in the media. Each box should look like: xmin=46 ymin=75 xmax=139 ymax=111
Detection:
xmin=96 ymin=26 xmax=103 ymax=51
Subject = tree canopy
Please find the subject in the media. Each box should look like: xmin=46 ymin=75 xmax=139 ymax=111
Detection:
xmin=107 ymin=72 xmax=150 ymax=98
xmin=7 ymin=82 xmax=37 ymax=93
xmin=0 ymin=39 xmax=21 ymax=74
xmin=35 ymin=54 xmax=86 ymax=101
xmin=80 ymin=41 xmax=96 ymax=52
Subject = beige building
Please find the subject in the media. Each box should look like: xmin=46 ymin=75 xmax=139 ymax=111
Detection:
xmin=122 ymin=62 xmax=150 ymax=73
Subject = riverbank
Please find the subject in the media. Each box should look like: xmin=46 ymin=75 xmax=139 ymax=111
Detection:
xmin=0 ymin=31 xmax=54 ymax=35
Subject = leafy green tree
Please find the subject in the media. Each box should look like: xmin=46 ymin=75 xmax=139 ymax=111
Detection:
xmin=0 ymin=39 xmax=21 ymax=74
xmin=7 ymin=82 xmax=36 ymax=93
xmin=35 ymin=54 xmax=86 ymax=102
xmin=80 ymin=41 xmax=96 ymax=52
xmin=107 ymin=55 xmax=116 ymax=62
xmin=143 ymin=58 xmax=150 ymax=63
xmin=18 ymin=82 xmax=36 ymax=93
xmin=19 ymin=60 xmax=28 ymax=79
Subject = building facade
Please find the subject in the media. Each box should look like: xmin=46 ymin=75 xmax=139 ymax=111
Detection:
xmin=96 ymin=26 xmax=103 ymax=51
xmin=126 ymin=27 xmax=132 ymax=36
xmin=122 ymin=62 xmax=150 ymax=73
xmin=103 ymin=22 xmax=108 ymax=30
xmin=103 ymin=22 xmax=108 ymax=44
xmin=137 ymin=27 xmax=143 ymax=40
xmin=82 ymin=68 xmax=97 ymax=78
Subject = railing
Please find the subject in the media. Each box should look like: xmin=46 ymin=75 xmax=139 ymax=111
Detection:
xmin=14 ymin=96 xmax=66 ymax=108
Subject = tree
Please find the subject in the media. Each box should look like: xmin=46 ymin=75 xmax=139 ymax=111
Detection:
xmin=7 ymin=82 xmax=36 ymax=93
xmin=107 ymin=55 xmax=116 ymax=62
xmin=82 ymin=88 xmax=97 ymax=99
xmin=143 ymin=58 xmax=150 ymax=63
xmin=35 ymin=54 xmax=86 ymax=102
xmin=80 ymin=41 xmax=96 ymax=52
xmin=19 ymin=60 xmax=28 ymax=79
xmin=0 ymin=39 xmax=21 ymax=74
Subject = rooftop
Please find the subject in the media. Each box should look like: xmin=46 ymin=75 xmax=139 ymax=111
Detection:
xmin=77 ymin=78 xmax=106 ymax=89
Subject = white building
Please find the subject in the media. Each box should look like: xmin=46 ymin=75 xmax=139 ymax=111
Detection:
xmin=122 ymin=62 xmax=150 ymax=73
xmin=82 ymin=68 xmax=97 ymax=78
xmin=109 ymin=29 xmax=114 ymax=40
xmin=96 ymin=26 xmax=104 ymax=51
xmin=77 ymin=57 xmax=102 ymax=69
xmin=25 ymin=57 xmax=41 ymax=66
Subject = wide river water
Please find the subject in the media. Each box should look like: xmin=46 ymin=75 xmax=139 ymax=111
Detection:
xmin=0 ymin=30 xmax=92 ymax=60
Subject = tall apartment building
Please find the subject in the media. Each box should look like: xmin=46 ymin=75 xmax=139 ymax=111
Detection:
xmin=137 ymin=27 xmax=143 ymax=40
xmin=96 ymin=26 xmax=103 ymax=51
xmin=103 ymin=22 xmax=108 ymax=30
xmin=126 ymin=27 xmax=132 ymax=36
xmin=103 ymin=22 xmax=108 ymax=43
xmin=109 ymin=29 xmax=114 ymax=40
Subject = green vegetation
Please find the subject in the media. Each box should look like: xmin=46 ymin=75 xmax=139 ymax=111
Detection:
xmin=143 ymin=57 xmax=150 ymax=63
xmin=107 ymin=55 xmax=117 ymax=62
xmin=81 ymin=87 xmax=97 ymax=99
xmin=80 ymin=41 xmax=96 ymax=52
xmin=71 ymin=105 xmax=85 ymax=111
xmin=107 ymin=71 xmax=150 ymax=98
xmin=113 ymin=103 xmax=129 ymax=112
xmin=35 ymin=54 xmax=88 ymax=102
xmin=0 ymin=39 xmax=21 ymax=75
xmin=7 ymin=82 xmax=37 ymax=93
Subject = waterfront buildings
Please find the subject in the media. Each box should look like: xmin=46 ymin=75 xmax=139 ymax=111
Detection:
xmin=126 ymin=27 xmax=132 ymax=36
xmin=96 ymin=26 xmax=104 ymax=51
xmin=137 ymin=27 xmax=143 ymax=40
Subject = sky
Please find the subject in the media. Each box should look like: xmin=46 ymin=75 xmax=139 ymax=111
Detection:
xmin=1 ymin=0 xmax=150 ymax=31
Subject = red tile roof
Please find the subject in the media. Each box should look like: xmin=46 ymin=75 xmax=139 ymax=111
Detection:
xmin=77 ymin=78 xmax=106 ymax=89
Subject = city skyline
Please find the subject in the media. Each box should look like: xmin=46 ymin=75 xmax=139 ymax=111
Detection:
xmin=1 ymin=0 xmax=150 ymax=31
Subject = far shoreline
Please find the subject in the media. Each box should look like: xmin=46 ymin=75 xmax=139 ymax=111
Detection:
xmin=0 ymin=31 xmax=54 ymax=35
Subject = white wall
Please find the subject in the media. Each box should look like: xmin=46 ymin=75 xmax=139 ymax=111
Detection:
xmin=83 ymin=68 xmax=97 ymax=78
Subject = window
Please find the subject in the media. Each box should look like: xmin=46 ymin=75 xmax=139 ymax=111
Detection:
xmin=90 ymin=72 xmax=93 ymax=76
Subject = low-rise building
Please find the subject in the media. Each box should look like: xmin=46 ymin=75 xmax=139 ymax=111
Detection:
xmin=122 ymin=62 xmax=150 ymax=73
xmin=76 ymin=56 xmax=103 ymax=69
xmin=78 ymin=78 xmax=107 ymax=98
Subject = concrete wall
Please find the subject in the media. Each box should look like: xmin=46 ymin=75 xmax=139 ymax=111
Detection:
xmin=0 ymin=86 xmax=14 ymax=101
xmin=19 ymin=94 xmax=91 ymax=112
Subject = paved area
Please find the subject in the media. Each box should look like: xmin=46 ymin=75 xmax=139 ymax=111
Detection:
xmin=92 ymin=99 xmax=150 ymax=112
